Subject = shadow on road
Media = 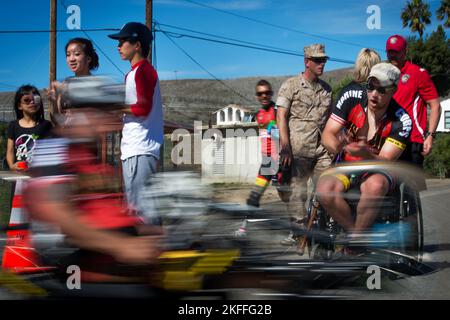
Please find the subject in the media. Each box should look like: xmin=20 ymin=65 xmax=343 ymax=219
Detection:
xmin=423 ymin=243 xmax=450 ymax=253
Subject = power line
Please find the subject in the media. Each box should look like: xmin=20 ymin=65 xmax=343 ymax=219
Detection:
xmin=156 ymin=22 xmax=301 ymax=56
xmin=77 ymin=33 xmax=125 ymax=76
xmin=155 ymin=24 xmax=354 ymax=64
xmin=0 ymin=28 xmax=119 ymax=34
xmin=161 ymin=30 xmax=254 ymax=104
xmin=58 ymin=0 xmax=125 ymax=76
xmin=0 ymin=20 xmax=354 ymax=64
xmin=182 ymin=0 xmax=384 ymax=51
xmin=0 ymin=82 xmax=17 ymax=89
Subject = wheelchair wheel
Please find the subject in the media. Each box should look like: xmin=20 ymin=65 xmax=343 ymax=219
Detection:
xmin=399 ymin=183 xmax=424 ymax=261
xmin=307 ymin=200 xmax=335 ymax=261
xmin=309 ymin=242 xmax=334 ymax=261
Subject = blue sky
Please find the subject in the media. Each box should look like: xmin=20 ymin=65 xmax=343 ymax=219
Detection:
xmin=0 ymin=0 xmax=447 ymax=92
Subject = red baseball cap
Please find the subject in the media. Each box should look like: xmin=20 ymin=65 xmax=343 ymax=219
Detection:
xmin=386 ymin=35 xmax=407 ymax=52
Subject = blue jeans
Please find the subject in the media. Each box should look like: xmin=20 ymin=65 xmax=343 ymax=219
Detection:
xmin=122 ymin=154 xmax=160 ymax=225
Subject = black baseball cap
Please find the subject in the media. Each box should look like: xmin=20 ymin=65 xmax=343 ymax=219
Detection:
xmin=108 ymin=22 xmax=153 ymax=44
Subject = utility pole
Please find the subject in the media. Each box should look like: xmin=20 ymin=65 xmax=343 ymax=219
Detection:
xmin=49 ymin=0 xmax=57 ymax=86
xmin=146 ymin=0 xmax=164 ymax=171
xmin=145 ymin=0 xmax=153 ymax=64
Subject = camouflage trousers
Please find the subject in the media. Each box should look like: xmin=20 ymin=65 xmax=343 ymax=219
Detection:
xmin=287 ymin=154 xmax=332 ymax=221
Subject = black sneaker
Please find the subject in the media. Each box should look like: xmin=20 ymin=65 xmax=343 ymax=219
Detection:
xmin=246 ymin=197 xmax=260 ymax=208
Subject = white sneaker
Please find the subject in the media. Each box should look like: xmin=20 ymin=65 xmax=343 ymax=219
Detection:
xmin=234 ymin=226 xmax=247 ymax=237
xmin=280 ymin=231 xmax=297 ymax=246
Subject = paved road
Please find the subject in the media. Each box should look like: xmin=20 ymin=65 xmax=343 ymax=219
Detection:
xmin=1 ymin=179 xmax=449 ymax=299
xmin=332 ymin=179 xmax=450 ymax=299
xmin=212 ymin=179 xmax=450 ymax=299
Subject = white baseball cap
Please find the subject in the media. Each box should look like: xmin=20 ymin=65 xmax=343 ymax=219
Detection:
xmin=368 ymin=62 xmax=401 ymax=87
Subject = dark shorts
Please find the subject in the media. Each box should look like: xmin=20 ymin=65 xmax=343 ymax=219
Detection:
xmin=257 ymin=155 xmax=292 ymax=187
xmin=258 ymin=155 xmax=278 ymax=178
xmin=399 ymin=142 xmax=424 ymax=167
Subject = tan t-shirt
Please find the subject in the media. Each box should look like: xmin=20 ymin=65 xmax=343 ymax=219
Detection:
xmin=276 ymin=73 xmax=332 ymax=158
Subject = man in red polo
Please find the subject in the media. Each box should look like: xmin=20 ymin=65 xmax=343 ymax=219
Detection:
xmin=386 ymin=34 xmax=442 ymax=166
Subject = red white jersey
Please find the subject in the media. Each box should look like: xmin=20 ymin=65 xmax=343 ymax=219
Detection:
xmin=122 ymin=59 xmax=163 ymax=160
xmin=393 ymin=61 xmax=438 ymax=144
xmin=255 ymin=103 xmax=277 ymax=156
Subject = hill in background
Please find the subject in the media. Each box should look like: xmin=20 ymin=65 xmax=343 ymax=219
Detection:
xmin=0 ymin=67 xmax=353 ymax=125
xmin=161 ymin=67 xmax=353 ymax=126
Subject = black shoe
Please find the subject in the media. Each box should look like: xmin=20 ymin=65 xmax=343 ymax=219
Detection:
xmin=246 ymin=198 xmax=260 ymax=207
xmin=290 ymin=218 xmax=308 ymax=235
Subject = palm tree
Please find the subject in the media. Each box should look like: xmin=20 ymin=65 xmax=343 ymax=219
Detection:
xmin=401 ymin=0 xmax=432 ymax=38
xmin=437 ymin=0 xmax=450 ymax=28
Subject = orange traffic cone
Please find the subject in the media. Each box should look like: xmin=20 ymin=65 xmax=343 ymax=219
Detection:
xmin=1 ymin=180 xmax=50 ymax=274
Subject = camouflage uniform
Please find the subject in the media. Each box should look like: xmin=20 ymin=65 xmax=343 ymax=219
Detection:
xmin=276 ymin=65 xmax=333 ymax=220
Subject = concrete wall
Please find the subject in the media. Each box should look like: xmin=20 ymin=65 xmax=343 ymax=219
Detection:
xmin=201 ymin=124 xmax=266 ymax=183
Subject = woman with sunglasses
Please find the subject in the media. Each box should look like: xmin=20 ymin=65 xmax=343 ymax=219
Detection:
xmin=6 ymin=85 xmax=52 ymax=171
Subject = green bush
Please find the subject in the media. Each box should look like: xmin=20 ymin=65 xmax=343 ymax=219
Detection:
xmin=424 ymin=133 xmax=450 ymax=178
xmin=0 ymin=180 xmax=12 ymax=227
xmin=407 ymin=26 xmax=450 ymax=97
xmin=332 ymin=76 xmax=353 ymax=105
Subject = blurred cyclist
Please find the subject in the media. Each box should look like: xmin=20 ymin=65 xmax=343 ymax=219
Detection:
xmin=23 ymin=101 xmax=162 ymax=283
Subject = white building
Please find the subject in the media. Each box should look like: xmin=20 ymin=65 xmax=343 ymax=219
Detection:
xmin=201 ymin=105 xmax=276 ymax=183
xmin=201 ymin=122 xmax=263 ymax=183
xmin=213 ymin=104 xmax=253 ymax=126
xmin=437 ymin=98 xmax=450 ymax=132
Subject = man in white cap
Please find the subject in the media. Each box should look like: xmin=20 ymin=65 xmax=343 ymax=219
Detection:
xmin=316 ymin=62 xmax=412 ymax=234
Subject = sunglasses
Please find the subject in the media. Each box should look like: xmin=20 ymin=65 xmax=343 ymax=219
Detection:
xmin=21 ymin=95 xmax=41 ymax=105
xmin=118 ymin=38 xmax=137 ymax=47
xmin=366 ymin=82 xmax=395 ymax=95
xmin=309 ymin=57 xmax=328 ymax=64
xmin=256 ymin=91 xmax=273 ymax=97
